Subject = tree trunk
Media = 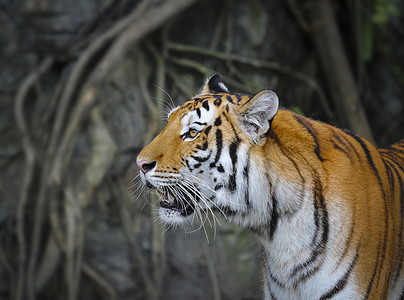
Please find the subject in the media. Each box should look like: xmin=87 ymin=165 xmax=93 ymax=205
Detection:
xmin=303 ymin=0 xmax=375 ymax=143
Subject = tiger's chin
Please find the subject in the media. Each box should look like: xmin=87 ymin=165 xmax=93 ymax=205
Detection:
xmin=158 ymin=207 xmax=192 ymax=226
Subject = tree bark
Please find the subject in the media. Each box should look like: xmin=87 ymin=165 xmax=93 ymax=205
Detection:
xmin=303 ymin=0 xmax=375 ymax=143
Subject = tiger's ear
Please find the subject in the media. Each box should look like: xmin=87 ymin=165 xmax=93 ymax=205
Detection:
xmin=200 ymin=74 xmax=229 ymax=94
xmin=235 ymin=90 xmax=279 ymax=143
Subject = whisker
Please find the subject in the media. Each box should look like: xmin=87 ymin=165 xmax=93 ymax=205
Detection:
xmin=148 ymin=96 xmax=174 ymax=112
xmin=171 ymin=183 xmax=210 ymax=235
xmin=153 ymin=84 xmax=176 ymax=112
xmin=177 ymin=181 xmax=220 ymax=241
xmin=129 ymin=173 xmax=141 ymax=183
xmin=170 ymin=185 xmax=206 ymax=226
xmin=177 ymin=183 xmax=212 ymax=224
xmin=179 ymin=180 xmax=219 ymax=226
xmin=148 ymin=96 xmax=176 ymax=122
xmin=183 ymin=176 xmax=229 ymax=219
xmin=139 ymin=170 xmax=239 ymax=243
xmin=130 ymin=182 xmax=145 ymax=198
xmin=141 ymin=193 xmax=151 ymax=210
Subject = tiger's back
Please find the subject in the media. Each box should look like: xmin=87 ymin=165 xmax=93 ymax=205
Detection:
xmin=136 ymin=75 xmax=404 ymax=299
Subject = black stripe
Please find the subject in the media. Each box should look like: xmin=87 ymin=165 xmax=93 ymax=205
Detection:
xmin=267 ymin=283 xmax=277 ymax=300
xmin=330 ymin=131 xmax=353 ymax=163
xmin=229 ymin=138 xmax=239 ymax=168
xmin=243 ymin=153 xmax=251 ymax=208
xmin=202 ymin=100 xmax=210 ymax=111
xmin=214 ymin=117 xmax=222 ymax=126
xmin=381 ymin=150 xmax=404 ymax=173
xmin=316 ymin=177 xmax=329 ymax=253
xmin=191 ymin=151 xmax=211 ymax=162
xmin=345 ymin=131 xmax=387 ymax=197
xmin=391 ymin=151 xmax=404 ymax=170
xmin=291 ymin=176 xmax=329 ymax=283
xmin=294 ymin=265 xmax=321 ymax=287
xmin=364 ymin=245 xmax=382 ymax=300
xmin=204 ymin=125 xmax=212 ymax=137
xmin=267 ymin=268 xmax=286 ymax=289
xmin=226 ymin=95 xmax=233 ymax=103
xmin=213 ymin=129 xmax=223 ymax=165
xmin=195 ymin=108 xmax=201 ymax=118
xmin=332 ymin=131 xmax=350 ymax=151
xmin=335 ymin=224 xmax=355 ymax=268
xmin=196 ymin=141 xmax=208 ymax=151
xmin=310 ymin=180 xmax=321 ymax=248
xmin=185 ymin=159 xmax=193 ymax=171
xmin=318 ymin=247 xmax=359 ymax=300
xmin=339 ymin=130 xmax=361 ymax=161
xmin=228 ymin=174 xmax=236 ymax=191
xmin=214 ymin=184 xmax=224 ymax=191
xmin=194 ymin=121 xmax=207 ymax=126
xmin=228 ymin=138 xmax=240 ymax=192
xmin=383 ymin=159 xmax=394 ymax=196
xmin=294 ymin=115 xmax=325 ymax=162
xmin=343 ymin=131 xmax=383 ymax=185
xmin=268 ymin=195 xmax=279 ymax=241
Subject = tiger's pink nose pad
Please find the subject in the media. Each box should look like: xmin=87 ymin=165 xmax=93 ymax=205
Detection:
xmin=137 ymin=159 xmax=157 ymax=174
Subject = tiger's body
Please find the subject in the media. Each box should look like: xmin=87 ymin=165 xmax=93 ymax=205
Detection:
xmin=137 ymin=75 xmax=404 ymax=299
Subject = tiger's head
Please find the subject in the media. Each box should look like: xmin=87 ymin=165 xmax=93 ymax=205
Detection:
xmin=137 ymin=75 xmax=279 ymax=226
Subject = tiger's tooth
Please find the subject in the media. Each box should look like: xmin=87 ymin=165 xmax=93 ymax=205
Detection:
xmin=168 ymin=192 xmax=175 ymax=204
xmin=157 ymin=190 xmax=164 ymax=199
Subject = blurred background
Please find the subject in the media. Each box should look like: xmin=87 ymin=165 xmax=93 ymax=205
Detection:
xmin=0 ymin=0 xmax=403 ymax=299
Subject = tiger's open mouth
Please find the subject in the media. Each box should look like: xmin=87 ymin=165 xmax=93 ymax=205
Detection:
xmin=157 ymin=189 xmax=195 ymax=216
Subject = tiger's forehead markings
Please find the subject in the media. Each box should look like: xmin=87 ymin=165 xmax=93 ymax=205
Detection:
xmin=201 ymin=93 xmax=252 ymax=106
xmin=180 ymin=98 xmax=216 ymax=128
xmin=181 ymin=92 xmax=252 ymax=111
xmin=178 ymin=92 xmax=252 ymax=127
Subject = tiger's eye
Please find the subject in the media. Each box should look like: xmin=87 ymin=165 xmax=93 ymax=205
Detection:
xmin=189 ymin=129 xmax=198 ymax=138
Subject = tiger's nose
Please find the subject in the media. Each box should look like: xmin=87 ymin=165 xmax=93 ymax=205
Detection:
xmin=136 ymin=159 xmax=157 ymax=174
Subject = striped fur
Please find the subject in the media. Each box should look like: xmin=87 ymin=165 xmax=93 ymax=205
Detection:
xmin=137 ymin=75 xmax=404 ymax=299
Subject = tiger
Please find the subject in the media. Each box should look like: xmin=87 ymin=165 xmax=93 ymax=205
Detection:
xmin=136 ymin=74 xmax=404 ymax=299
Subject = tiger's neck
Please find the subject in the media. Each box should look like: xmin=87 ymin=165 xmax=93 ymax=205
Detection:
xmin=214 ymin=110 xmax=341 ymax=293
xmin=217 ymin=109 xmax=359 ymax=297
xmin=219 ymin=109 xmax=328 ymax=234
